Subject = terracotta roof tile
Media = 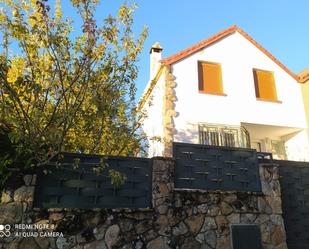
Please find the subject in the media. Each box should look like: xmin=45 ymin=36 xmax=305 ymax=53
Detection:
xmin=160 ymin=25 xmax=237 ymax=65
xmin=160 ymin=25 xmax=301 ymax=82
xmin=298 ymin=68 xmax=309 ymax=83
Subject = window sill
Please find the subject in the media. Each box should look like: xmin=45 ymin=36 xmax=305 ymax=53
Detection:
xmin=256 ymin=98 xmax=282 ymax=103
xmin=199 ymin=91 xmax=227 ymax=96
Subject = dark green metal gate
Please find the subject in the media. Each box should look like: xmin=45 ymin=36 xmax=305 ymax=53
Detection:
xmin=276 ymin=160 xmax=309 ymax=249
xmin=173 ymin=142 xmax=261 ymax=192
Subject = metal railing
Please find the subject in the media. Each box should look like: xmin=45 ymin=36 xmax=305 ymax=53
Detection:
xmin=198 ymin=125 xmax=251 ymax=148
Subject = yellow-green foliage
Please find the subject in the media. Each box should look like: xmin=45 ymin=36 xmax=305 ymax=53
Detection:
xmin=0 ymin=0 xmax=148 ymax=166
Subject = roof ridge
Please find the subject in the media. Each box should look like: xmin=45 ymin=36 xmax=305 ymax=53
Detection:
xmin=160 ymin=25 xmax=301 ymax=82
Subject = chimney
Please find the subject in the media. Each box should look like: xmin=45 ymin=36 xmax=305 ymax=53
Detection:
xmin=150 ymin=42 xmax=163 ymax=80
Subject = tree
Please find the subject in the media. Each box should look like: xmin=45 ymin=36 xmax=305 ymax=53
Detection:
xmin=0 ymin=0 xmax=148 ymax=170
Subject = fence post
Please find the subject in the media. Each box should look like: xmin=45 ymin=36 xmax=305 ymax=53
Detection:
xmin=152 ymin=157 xmax=175 ymax=214
xmin=259 ymin=163 xmax=288 ymax=249
xmin=259 ymin=163 xmax=282 ymax=213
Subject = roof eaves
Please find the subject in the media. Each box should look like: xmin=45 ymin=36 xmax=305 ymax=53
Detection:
xmin=298 ymin=69 xmax=309 ymax=83
xmin=299 ymin=73 xmax=309 ymax=83
xmin=160 ymin=25 xmax=301 ymax=83
xmin=160 ymin=25 xmax=238 ymax=65
xmin=235 ymin=27 xmax=300 ymax=82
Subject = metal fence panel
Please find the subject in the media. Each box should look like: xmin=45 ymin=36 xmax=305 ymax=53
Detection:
xmin=276 ymin=160 xmax=309 ymax=249
xmin=34 ymin=153 xmax=152 ymax=209
xmin=173 ymin=142 xmax=261 ymax=192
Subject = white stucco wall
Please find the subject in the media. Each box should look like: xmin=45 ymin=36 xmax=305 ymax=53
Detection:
xmin=284 ymin=130 xmax=309 ymax=161
xmin=170 ymin=31 xmax=308 ymax=160
xmin=141 ymin=75 xmax=165 ymax=157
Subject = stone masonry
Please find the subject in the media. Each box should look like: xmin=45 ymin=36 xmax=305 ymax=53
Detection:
xmin=0 ymin=159 xmax=287 ymax=249
xmin=162 ymin=66 xmax=177 ymax=157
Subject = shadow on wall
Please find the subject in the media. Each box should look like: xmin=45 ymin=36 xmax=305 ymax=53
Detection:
xmin=143 ymin=125 xmax=201 ymax=157
xmin=139 ymin=124 xmax=164 ymax=158
xmin=283 ymin=130 xmax=309 ymax=162
xmin=141 ymin=123 xmax=199 ymax=158
xmin=174 ymin=125 xmax=199 ymax=144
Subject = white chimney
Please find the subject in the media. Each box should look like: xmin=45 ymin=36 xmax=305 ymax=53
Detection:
xmin=150 ymin=42 xmax=163 ymax=80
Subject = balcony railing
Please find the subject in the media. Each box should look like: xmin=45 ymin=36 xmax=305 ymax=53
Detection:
xmin=199 ymin=124 xmax=250 ymax=148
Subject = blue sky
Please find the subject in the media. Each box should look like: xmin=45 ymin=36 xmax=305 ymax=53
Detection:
xmin=50 ymin=0 xmax=309 ymax=98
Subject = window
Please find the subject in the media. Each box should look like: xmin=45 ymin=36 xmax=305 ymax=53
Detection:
xmin=253 ymin=69 xmax=278 ymax=102
xmin=198 ymin=61 xmax=225 ymax=95
xmin=199 ymin=125 xmax=250 ymax=148
xmin=251 ymin=142 xmax=262 ymax=152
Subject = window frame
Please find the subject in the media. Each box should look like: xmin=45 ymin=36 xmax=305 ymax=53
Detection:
xmin=253 ymin=68 xmax=282 ymax=103
xmin=198 ymin=60 xmax=227 ymax=96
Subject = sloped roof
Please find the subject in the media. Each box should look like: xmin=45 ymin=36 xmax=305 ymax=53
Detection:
xmin=160 ymin=25 xmax=301 ymax=82
xmin=298 ymin=68 xmax=309 ymax=83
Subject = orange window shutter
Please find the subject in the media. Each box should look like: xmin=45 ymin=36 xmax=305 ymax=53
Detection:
xmin=201 ymin=62 xmax=223 ymax=94
xmin=198 ymin=62 xmax=204 ymax=91
xmin=254 ymin=69 xmax=277 ymax=100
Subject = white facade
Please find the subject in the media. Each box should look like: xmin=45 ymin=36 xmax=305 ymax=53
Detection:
xmin=141 ymin=29 xmax=309 ymax=161
xmin=141 ymin=74 xmax=165 ymax=157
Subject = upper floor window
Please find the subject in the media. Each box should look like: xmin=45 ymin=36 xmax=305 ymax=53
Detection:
xmin=198 ymin=61 xmax=225 ymax=95
xmin=253 ymin=69 xmax=279 ymax=102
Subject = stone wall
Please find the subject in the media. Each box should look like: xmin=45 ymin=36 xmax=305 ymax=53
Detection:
xmin=0 ymin=159 xmax=287 ymax=249
xmin=162 ymin=66 xmax=177 ymax=157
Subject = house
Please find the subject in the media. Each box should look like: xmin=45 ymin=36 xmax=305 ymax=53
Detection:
xmin=139 ymin=25 xmax=309 ymax=161
xmin=299 ymin=68 xmax=309 ymax=141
